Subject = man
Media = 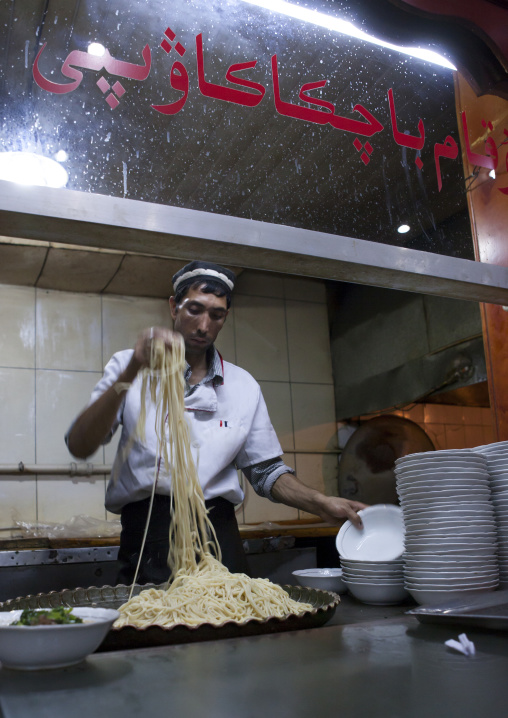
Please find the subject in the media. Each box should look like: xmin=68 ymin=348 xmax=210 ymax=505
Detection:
xmin=66 ymin=261 xmax=366 ymax=584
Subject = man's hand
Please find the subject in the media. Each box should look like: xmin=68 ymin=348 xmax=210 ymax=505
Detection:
xmin=270 ymin=473 xmax=367 ymax=528
xmin=314 ymin=496 xmax=367 ymax=528
xmin=67 ymin=325 xmax=178 ymax=459
xmin=130 ymin=326 xmax=181 ymax=375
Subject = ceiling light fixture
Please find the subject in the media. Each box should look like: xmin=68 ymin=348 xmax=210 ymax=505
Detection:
xmin=0 ymin=152 xmax=69 ymax=188
xmin=240 ymin=0 xmax=456 ymax=69
xmin=88 ymin=42 xmax=106 ymax=57
xmin=397 ymin=224 xmax=410 ymax=233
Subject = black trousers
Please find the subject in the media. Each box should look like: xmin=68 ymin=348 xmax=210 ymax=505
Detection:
xmin=117 ymin=495 xmax=250 ymax=585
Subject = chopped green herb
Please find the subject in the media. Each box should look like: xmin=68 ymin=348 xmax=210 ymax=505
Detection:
xmin=13 ymin=607 xmax=83 ymax=626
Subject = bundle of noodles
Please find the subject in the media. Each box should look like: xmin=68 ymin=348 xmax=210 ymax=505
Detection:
xmin=115 ymin=336 xmax=313 ymax=629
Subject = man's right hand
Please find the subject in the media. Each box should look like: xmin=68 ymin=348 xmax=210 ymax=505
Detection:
xmin=129 ymin=326 xmax=181 ymax=376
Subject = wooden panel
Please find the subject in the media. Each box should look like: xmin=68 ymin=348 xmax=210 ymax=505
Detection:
xmin=38 ymin=248 xmax=123 ymax=293
xmin=0 ymin=244 xmax=47 ymax=286
xmin=455 ymin=74 xmax=508 ymax=439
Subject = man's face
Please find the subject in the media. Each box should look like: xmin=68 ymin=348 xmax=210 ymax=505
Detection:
xmin=170 ymin=286 xmax=228 ymax=355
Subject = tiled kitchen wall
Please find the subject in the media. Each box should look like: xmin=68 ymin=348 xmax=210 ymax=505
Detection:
xmin=0 ymin=271 xmax=337 ymax=532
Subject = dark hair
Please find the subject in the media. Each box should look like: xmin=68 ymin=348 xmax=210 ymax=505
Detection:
xmin=174 ymin=279 xmax=232 ymax=309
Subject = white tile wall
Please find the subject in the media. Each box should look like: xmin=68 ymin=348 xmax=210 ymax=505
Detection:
xmin=0 ymin=285 xmax=35 ymax=368
xmin=291 ymin=383 xmax=338 ymax=452
xmin=295 ymin=453 xmax=338 ymax=500
xmin=36 ymin=289 xmax=102 ymax=371
xmin=0 ymin=367 xmax=36 ymax=463
xmin=0 ymin=272 xmax=336 ymax=529
xmin=37 ymin=476 xmax=107 ymax=523
xmin=0 ymin=476 xmax=37 ymax=527
xmin=258 ymin=380 xmax=294 ymax=451
xmin=286 ymin=300 xmax=333 ymax=383
xmin=102 ymin=295 xmax=172 ymax=364
xmin=214 ymin=306 xmax=236 ymax=364
xmin=234 ymin=295 xmax=290 ymax=382
xmin=36 ymin=370 xmax=104 ymax=464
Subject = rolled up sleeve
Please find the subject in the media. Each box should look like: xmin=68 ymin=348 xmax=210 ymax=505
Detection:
xmin=242 ymin=458 xmax=295 ymax=502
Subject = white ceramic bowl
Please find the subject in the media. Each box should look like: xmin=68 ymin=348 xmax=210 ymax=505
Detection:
xmin=0 ymin=607 xmax=119 ymax=670
xmin=343 ymin=576 xmax=404 ymax=585
xmin=336 ymin=505 xmax=405 ymax=561
xmin=342 ymin=566 xmax=403 ymax=576
xmin=407 ymin=586 xmax=497 ymax=605
xmin=344 ymin=580 xmax=409 ymax=605
xmin=340 ymin=558 xmax=404 ymax=567
xmin=292 ymin=568 xmax=347 ymax=594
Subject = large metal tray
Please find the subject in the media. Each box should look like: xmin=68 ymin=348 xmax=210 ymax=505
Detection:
xmin=0 ymin=583 xmax=340 ymax=651
xmin=406 ymin=589 xmax=508 ymax=631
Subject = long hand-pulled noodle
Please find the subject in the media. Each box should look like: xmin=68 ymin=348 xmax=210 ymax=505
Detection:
xmin=115 ymin=336 xmax=313 ymax=628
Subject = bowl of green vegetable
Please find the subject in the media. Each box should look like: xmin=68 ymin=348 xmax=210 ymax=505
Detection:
xmin=0 ymin=606 xmax=119 ymax=670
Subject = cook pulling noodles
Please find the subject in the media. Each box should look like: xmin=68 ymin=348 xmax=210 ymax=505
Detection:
xmin=66 ymin=261 xmax=366 ymax=586
xmin=113 ymin=335 xmax=317 ymax=627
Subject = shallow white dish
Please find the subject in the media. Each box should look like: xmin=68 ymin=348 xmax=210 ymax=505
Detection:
xmin=405 ymin=579 xmax=498 ymax=590
xmin=396 ymin=468 xmax=488 ymax=479
xmin=336 ymin=505 xmax=405 ymax=561
xmin=406 ymin=568 xmax=499 ymax=584
xmin=397 ymin=479 xmax=488 ymax=491
xmin=404 ymin=545 xmax=496 ymax=556
xmin=405 ymin=566 xmax=499 ymax=581
xmin=404 ymin=558 xmax=498 ymax=569
xmin=396 ymin=458 xmax=486 ymax=470
xmin=474 ymin=440 xmax=508 ymax=453
xmin=292 ymin=568 xmax=347 ymax=594
xmin=402 ymin=510 xmax=493 ymax=521
xmin=398 ymin=486 xmax=489 ymax=497
xmin=397 ymin=451 xmax=474 ymax=466
xmin=404 ymin=527 xmax=497 ymax=538
xmin=0 ymin=607 xmax=119 ymax=670
xmin=405 ymin=520 xmax=496 ymax=536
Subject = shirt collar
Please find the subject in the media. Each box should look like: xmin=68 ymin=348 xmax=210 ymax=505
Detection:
xmin=184 ymin=346 xmax=224 ymax=389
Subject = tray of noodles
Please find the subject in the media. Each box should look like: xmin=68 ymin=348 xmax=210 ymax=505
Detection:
xmin=0 ymin=583 xmax=340 ymax=651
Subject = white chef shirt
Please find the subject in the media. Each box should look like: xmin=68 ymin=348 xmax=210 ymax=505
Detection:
xmin=84 ymin=350 xmax=285 ymax=513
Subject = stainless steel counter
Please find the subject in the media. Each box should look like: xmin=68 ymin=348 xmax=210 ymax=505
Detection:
xmin=1 ymin=596 xmax=507 ymax=718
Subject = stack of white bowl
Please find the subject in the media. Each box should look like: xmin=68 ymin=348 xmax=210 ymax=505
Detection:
xmin=340 ymin=558 xmax=407 ymax=605
xmin=473 ymin=440 xmax=508 ymax=588
xmin=395 ymin=449 xmax=499 ymax=606
xmin=336 ymin=505 xmax=409 ymax=605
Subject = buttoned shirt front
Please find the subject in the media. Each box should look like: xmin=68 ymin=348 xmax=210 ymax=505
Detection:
xmin=81 ymin=348 xmax=288 ymax=513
